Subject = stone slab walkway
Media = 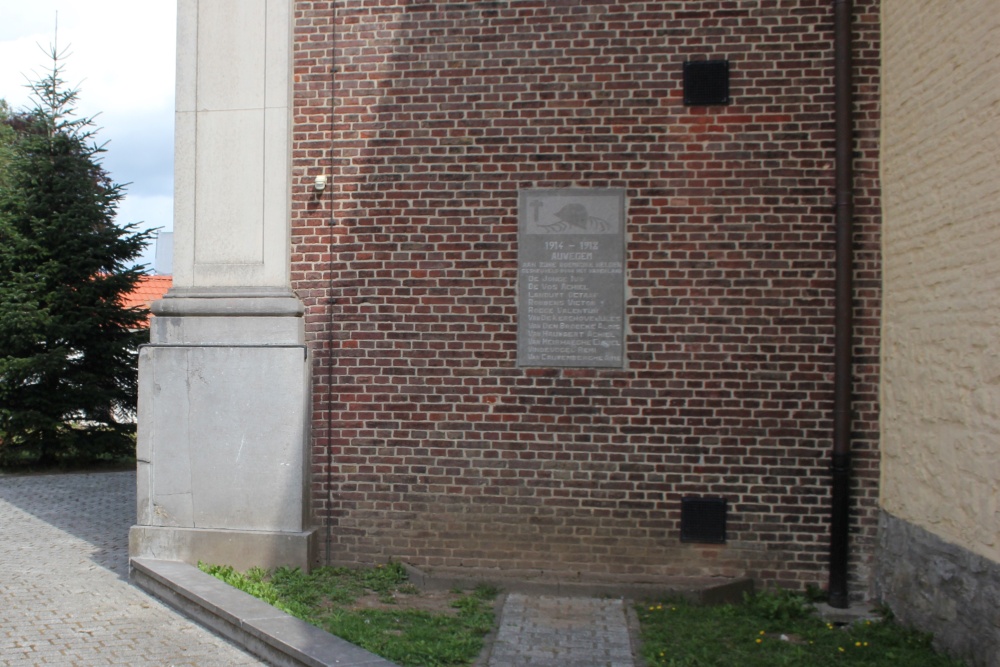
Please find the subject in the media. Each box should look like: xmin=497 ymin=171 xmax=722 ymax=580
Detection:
xmin=486 ymin=593 xmax=637 ymax=667
xmin=0 ymin=471 xmax=265 ymax=666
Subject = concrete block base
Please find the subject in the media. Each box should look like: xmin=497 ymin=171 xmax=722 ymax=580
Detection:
xmin=130 ymin=525 xmax=318 ymax=572
xmin=132 ymin=290 xmax=314 ymax=572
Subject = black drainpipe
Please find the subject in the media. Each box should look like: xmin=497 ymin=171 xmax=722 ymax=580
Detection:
xmin=828 ymin=0 xmax=854 ymax=610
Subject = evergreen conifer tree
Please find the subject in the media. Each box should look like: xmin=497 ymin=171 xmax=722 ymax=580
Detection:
xmin=0 ymin=50 xmax=153 ymax=465
xmin=0 ymin=100 xmax=16 ymax=189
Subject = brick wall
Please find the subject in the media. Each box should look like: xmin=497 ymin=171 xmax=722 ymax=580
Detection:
xmin=291 ymin=0 xmax=881 ymax=596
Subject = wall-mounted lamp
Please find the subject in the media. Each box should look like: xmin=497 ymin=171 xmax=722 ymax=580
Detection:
xmin=314 ymin=174 xmax=327 ymax=192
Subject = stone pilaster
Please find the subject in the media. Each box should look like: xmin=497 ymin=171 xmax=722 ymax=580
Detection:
xmin=130 ymin=0 xmax=316 ymax=571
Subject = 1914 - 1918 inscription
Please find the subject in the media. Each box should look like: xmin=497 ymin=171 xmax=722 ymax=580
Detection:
xmin=517 ymin=188 xmax=625 ymax=368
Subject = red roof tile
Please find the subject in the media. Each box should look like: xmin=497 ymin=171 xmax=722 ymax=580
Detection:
xmin=122 ymin=275 xmax=172 ymax=327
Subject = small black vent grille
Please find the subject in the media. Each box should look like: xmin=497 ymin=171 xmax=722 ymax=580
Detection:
xmin=680 ymin=497 xmax=728 ymax=544
xmin=683 ymin=60 xmax=730 ymax=106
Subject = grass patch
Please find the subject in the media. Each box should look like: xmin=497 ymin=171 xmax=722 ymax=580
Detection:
xmin=200 ymin=562 xmax=497 ymax=667
xmin=636 ymin=589 xmax=966 ymax=667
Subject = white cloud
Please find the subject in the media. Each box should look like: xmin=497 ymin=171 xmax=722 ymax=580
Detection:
xmin=116 ymin=193 xmax=174 ymax=270
xmin=0 ymin=1 xmax=177 ymax=272
xmin=0 ymin=2 xmax=176 ymax=114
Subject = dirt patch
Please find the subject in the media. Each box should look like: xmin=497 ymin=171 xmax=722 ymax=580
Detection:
xmin=347 ymin=589 xmax=466 ymax=616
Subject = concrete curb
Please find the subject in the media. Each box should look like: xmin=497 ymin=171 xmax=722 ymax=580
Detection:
xmin=130 ymin=558 xmax=399 ymax=667
xmin=131 ymin=556 xmax=754 ymax=667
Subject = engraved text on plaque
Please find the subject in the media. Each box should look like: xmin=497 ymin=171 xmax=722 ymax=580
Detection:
xmin=517 ymin=189 xmax=626 ymax=368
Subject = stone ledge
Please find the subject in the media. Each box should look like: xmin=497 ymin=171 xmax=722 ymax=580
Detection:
xmin=153 ymin=289 xmax=305 ymax=318
xmin=130 ymin=558 xmax=398 ymax=667
xmin=129 ymin=526 xmax=318 ymax=572
xmin=399 ymin=563 xmax=754 ymax=605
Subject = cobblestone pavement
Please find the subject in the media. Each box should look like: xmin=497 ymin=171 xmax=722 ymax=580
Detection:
xmin=0 ymin=470 xmax=641 ymax=667
xmin=487 ymin=593 xmax=636 ymax=667
xmin=0 ymin=471 xmax=265 ymax=666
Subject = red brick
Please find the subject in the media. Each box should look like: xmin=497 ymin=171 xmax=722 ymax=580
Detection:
xmin=292 ymin=0 xmax=881 ymax=598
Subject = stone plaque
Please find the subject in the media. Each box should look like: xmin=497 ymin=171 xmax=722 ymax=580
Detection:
xmin=518 ymin=188 xmax=626 ymax=368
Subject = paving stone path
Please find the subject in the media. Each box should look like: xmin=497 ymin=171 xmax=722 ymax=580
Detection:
xmin=0 ymin=471 xmax=264 ymax=666
xmin=0 ymin=470 xmax=639 ymax=667
xmin=487 ymin=593 xmax=637 ymax=667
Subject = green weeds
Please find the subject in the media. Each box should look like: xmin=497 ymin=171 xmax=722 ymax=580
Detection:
xmin=636 ymin=591 xmax=966 ymax=667
xmin=200 ymin=562 xmax=497 ymax=667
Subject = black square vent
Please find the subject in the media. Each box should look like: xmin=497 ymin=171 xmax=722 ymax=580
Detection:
xmin=683 ymin=60 xmax=730 ymax=106
xmin=680 ymin=497 xmax=728 ymax=544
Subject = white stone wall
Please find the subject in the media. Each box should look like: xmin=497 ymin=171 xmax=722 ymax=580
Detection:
xmin=881 ymin=0 xmax=1000 ymax=564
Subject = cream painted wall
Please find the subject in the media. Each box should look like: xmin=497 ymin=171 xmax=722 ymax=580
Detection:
xmin=881 ymin=0 xmax=1000 ymax=562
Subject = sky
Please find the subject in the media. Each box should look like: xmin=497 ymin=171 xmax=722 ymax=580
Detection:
xmin=0 ymin=1 xmax=176 ymax=272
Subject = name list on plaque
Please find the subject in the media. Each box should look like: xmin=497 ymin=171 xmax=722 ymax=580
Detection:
xmin=517 ymin=188 xmax=625 ymax=368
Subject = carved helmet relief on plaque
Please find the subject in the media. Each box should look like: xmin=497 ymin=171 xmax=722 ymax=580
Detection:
xmin=526 ymin=198 xmax=621 ymax=235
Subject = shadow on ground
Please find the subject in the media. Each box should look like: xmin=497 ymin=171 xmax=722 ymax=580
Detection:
xmin=0 ymin=470 xmax=136 ymax=579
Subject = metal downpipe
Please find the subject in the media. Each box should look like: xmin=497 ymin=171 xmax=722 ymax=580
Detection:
xmin=828 ymin=0 xmax=855 ymax=609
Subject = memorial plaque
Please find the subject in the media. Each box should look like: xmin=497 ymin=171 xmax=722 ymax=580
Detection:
xmin=517 ymin=188 xmax=626 ymax=368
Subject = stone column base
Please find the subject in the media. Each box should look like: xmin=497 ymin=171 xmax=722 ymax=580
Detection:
xmin=130 ymin=525 xmax=318 ymax=572
xmin=131 ymin=291 xmax=314 ymax=572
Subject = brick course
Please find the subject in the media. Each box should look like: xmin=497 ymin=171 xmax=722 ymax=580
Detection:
xmin=291 ymin=0 xmax=881 ymax=597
